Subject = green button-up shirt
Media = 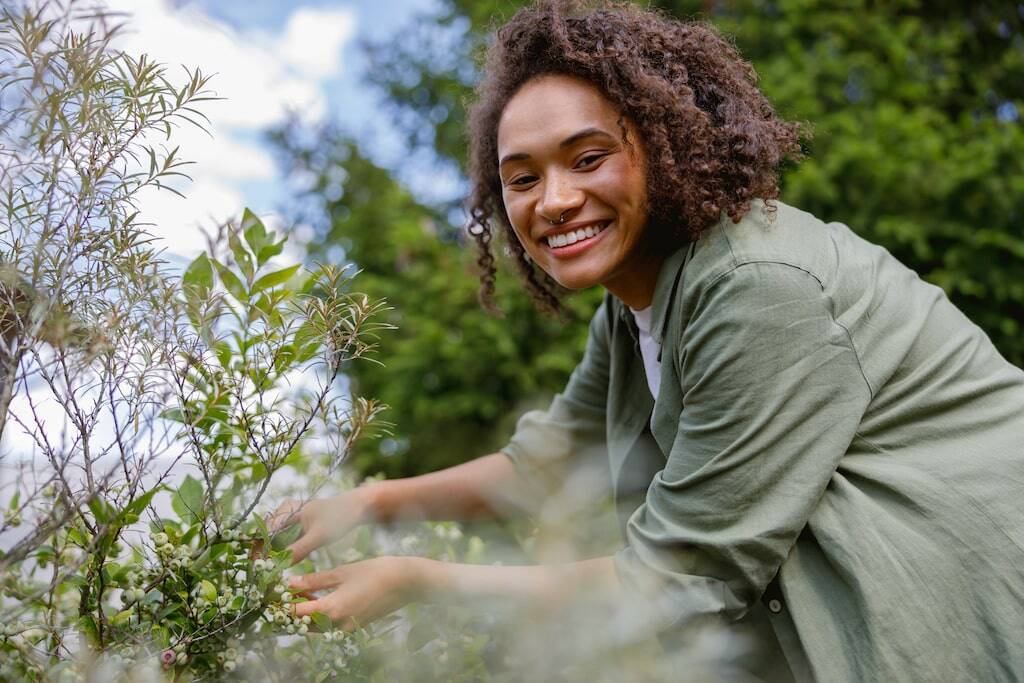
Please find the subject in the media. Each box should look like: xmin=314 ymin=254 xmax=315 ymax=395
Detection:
xmin=502 ymin=200 xmax=1024 ymax=681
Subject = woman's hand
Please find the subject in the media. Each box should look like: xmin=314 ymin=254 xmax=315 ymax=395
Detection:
xmin=288 ymin=556 xmax=424 ymax=630
xmin=267 ymin=490 xmax=374 ymax=563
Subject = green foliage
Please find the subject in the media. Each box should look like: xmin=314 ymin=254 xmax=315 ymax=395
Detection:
xmin=0 ymin=207 xmax=393 ymax=680
xmin=363 ymin=0 xmax=1024 ymax=366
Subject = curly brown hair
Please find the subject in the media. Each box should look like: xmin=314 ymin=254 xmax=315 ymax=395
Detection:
xmin=465 ymin=0 xmax=803 ymax=315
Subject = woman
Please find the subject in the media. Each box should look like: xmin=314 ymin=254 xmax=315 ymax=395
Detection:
xmin=273 ymin=1 xmax=1024 ymax=680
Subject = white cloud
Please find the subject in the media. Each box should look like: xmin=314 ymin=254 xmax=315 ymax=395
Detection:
xmin=97 ymin=0 xmax=357 ymax=258
xmin=279 ymin=8 xmax=356 ymax=79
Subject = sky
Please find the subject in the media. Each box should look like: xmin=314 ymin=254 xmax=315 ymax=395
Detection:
xmin=101 ymin=0 xmax=454 ymax=263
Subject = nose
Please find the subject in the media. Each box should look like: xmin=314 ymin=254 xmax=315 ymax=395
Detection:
xmin=536 ymin=171 xmax=584 ymax=225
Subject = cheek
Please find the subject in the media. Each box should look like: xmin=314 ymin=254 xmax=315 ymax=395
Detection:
xmin=501 ymin=195 xmax=533 ymax=246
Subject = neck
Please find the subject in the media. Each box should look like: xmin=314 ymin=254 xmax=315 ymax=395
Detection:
xmin=602 ymin=248 xmax=664 ymax=310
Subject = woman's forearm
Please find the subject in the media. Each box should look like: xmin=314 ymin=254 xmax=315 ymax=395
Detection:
xmin=413 ymin=554 xmax=621 ymax=609
xmin=360 ymin=452 xmax=533 ymax=524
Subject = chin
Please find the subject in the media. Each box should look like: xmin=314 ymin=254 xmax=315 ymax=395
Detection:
xmin=546 ymin=266 xmax=606 ymax=292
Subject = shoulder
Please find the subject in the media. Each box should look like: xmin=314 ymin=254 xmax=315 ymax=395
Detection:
xmin=680 ymin=200 xmax=843 ymax=300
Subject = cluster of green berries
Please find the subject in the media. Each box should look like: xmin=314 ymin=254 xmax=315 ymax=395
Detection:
xmin=214 ymin=641 xmax=244 ymax=672
xmin=433 ymin=525 xmax=463 ymax=542
xmin=316 ymin=635 xmax=359 ymax=676
xmin=151 ymin=530 xmax=192 ymax=569
xmin=263 ymin=603 xmax=310 ymax=635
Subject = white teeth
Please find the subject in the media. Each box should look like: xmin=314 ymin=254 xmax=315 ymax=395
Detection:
xmin=546 ymin=222 xmax=607 ymax=248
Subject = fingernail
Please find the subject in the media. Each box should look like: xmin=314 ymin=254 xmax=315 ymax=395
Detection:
xmin=287 ymin=576 xmax=301 ymax=588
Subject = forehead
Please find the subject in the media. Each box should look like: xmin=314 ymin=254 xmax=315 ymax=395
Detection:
xmin=497 ymin=75 xmax=622 ymax=156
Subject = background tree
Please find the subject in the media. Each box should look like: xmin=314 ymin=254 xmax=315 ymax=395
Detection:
xmin=276 ymin=0 xmax=1023 ymax=479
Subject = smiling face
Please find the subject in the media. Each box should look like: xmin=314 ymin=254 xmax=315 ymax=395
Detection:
xmin=497 ymin=74 xmax=661 ymax=309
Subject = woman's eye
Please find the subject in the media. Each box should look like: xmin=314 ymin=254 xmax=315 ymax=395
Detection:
xmin=509 ymin=175 xmax=536 ymax=186
xmin=576 ymin=153 xmax=606 ymax=168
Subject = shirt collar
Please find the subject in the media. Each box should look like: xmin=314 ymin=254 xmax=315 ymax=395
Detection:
xmin=613 ymin=242 xmax=692 ymax=346
xmin=649 ymin=243 xmax=692 ymax=345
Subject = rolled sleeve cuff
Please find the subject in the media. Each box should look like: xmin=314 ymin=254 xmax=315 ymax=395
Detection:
xmin=613 ymin=544 xmax=742 ymax=634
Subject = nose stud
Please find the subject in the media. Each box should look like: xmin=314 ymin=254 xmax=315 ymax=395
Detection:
xmin=549 ymin=211 xmax=568 ymax=226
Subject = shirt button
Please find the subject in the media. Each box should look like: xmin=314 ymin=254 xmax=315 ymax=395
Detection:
xmin=768 ymin=599 xmax=783 ymax=614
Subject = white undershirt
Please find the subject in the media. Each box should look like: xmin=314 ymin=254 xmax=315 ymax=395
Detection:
xmin=629 ymin=305 xmax=662 ymax=399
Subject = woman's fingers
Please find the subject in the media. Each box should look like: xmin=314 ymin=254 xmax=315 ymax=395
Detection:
xmin=292 ymin=589 xmax=359 ymax=632
xmin=267 ymin=499 xmax=302 ymax=533
xmin=253 ymin=499 xmax=302 ymax=559
xmin=293 ymin=599 xmax=358 ymax=632
xmin=288 ymin=567 xmax=344 ymax=594
xmin=290 ymin=558 xmax=413 ymax=632
xmin=292 ymin=596 xmax=324 ymax=619
xmin=286 ymin=530 xmax=322 ymax=564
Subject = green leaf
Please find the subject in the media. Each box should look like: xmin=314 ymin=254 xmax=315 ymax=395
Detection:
xmin=76 ymin=615 xmax=99 ymax=644
xmin=228 ymin=231 xmax=254 ymax=282
xmin=213 ymin=260 xmax=247 ymax=301
xmin=160 ymin=407 xmax=185 ymax=423
xmin=256 ymin=237 xmax=286 ymax=266
xmin=180 ymin=523 xmax=201 ymax=545
xmin=170 ymin=475 xmax=204 ymax=523
xmin=248 ymin=460 xmax=268 ymax=481
xmin=213 ymin=340 xmax=233 ymax=368
xmin=111 ymin=609 xmax=134 ymax=626
xmin=155 ymin=603 xmax=181 ymax=621
xmin=199 ymin=579 xmax=217 ymax=602
xmin=252 ymin=264 xmax=301 ymax=294
xmin=124 ymin=487 xmax=161 ymax=518
xmin=34 ymin=545 xmax=56 ymax=563
xmin=311 ymin=611 xmax=332 ymax=633
xmin=87 ymin=497 xmax=113 ymax=524
xmin=270 ymin=522 xmax=303 ymax=552
xmin=242 ymin=208 xmax=270 ymax=252
xmin=183 ymin=253 xmax=214 ymax=292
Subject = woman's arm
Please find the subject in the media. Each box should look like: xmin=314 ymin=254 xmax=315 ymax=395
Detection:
xmin=289 ymin=554 xmax=622 ymax=627
xmin=272 ymin=452 xmax=533 ymax=562
xmin=363 ymin=451 xmax=534 ymax=523
xmin=414 ymin=554 xmax=621 ymax=606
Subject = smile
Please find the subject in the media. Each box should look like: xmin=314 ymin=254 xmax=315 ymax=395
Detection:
xmin=544 ymin=221 xmax=610 ymax=249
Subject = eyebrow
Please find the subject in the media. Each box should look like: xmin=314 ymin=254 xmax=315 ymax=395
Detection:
xmin=498 ymin=127 xmax=615 ymax=167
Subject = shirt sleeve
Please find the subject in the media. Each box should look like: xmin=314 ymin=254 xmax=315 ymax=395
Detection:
xmin=500 ymin=300 xmax=611 ymax=507
xmin=614 ymin=262 xmax=872 ymax=630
